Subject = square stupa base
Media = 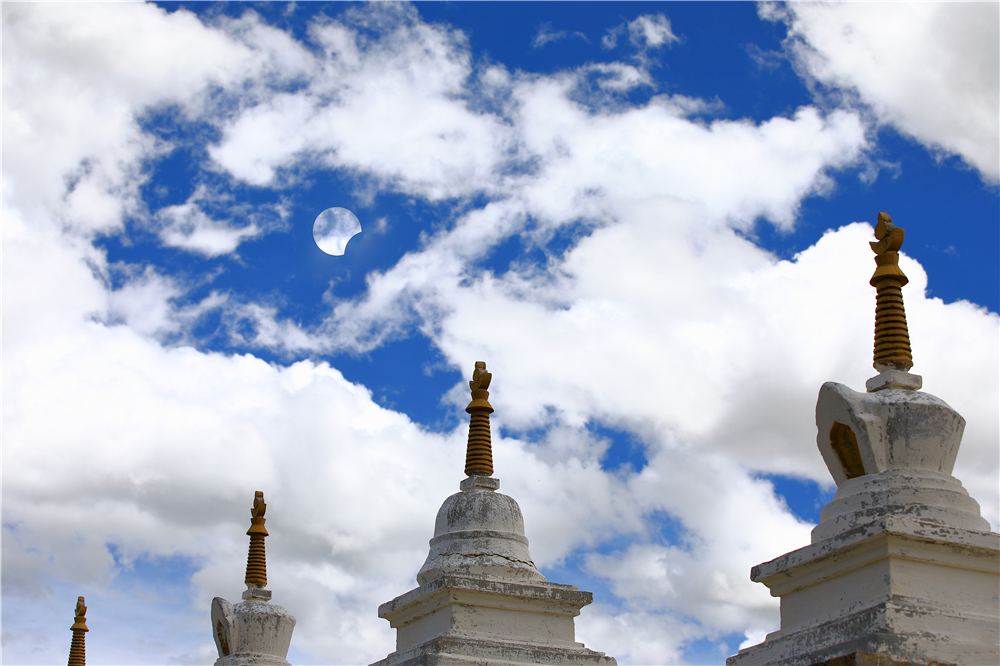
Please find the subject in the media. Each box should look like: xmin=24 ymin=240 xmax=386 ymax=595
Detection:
xmin=727 ymin=517 xmax=999 ymax=666
xmin=370 ymin=574 xmax=616 ymax=666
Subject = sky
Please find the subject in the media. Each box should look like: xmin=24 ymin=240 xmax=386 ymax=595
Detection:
xmin=2 ymin=2 xmax=998 ymax=665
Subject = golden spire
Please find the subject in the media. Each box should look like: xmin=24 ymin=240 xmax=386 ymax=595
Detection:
xmin=869 ymin=212 xmax=913 ymax=372
xmin=67 ymin=596 xmax=88 ymax=666
xmin=245 ymin=491 xmax=268 ymax=589
xmin=464 ymin=361 xmax=494 ymax=477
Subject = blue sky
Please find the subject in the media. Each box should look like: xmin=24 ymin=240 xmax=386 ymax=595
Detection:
xmin=2 ymin=2 xmax=997 ymax=665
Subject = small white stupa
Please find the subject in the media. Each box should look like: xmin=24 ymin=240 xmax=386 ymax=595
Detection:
xmin=371 ymin=362 xmax=617 ymax=666
xmin=729 ymin=214 xmax=1000 ymax=666
xmin=212 ymin=491 xmax=297 ymax=666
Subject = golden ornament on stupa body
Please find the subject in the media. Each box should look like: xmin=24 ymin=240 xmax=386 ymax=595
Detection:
xmin=869 ymin=212 xmax=913 ymax=372
xmin=67 ymin=596 xmax=88 ymax=666
xmin=464 ymin=361 xmax=495 ymax=477
xmin=245 ymin=491 xmax=268 ymax=589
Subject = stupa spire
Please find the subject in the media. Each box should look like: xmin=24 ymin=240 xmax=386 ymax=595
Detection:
xmin=212 ymin=490 xmax=296 ymax=665
xmin=464 ymin=361 xmax=494 ymax=477
xmin=378 ymin=359 xmax=616 ymax=666
xmin=245 ymin=491 xmax=268 ymax=590
xmin=869 ymin=212 xmax=913 ymax=372
xmin=67 ymin=596 xmax=88 ymax=666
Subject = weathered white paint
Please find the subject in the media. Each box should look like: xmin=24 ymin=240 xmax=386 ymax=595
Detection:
xmin=812 ymin=468 xmax=991 ymax=542
xmin=816 ymin=382 xmax=966 ymax=487
xmin=373 ymin=475 xmax=617 ymax=666
xmin=865 ymin=369 xmax=922 ymax=392
xmin=729 ymin=516 xmax=999 ymax=666
xmin=729 ymin=381 xmax=1000 ymax=666
xmin=212 ymin=591 xmax=296 ymax=666
xmin=417 ymin=476 xmax=546 ymax=586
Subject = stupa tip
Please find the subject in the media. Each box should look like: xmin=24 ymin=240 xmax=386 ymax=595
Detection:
xmin=70 ymin=596 xmax=88 ymax=631
xmin=244 ymin=491 xmax=270 ymax=597
xmin=464 ymin=361 xmax=495 ymax=480
xmin=866 ymin=212 xmax=919 ymax=391
xmin=68 ymin=596 xmax=88 ymax=666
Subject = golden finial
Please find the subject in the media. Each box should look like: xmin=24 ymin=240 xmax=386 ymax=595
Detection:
xmin=464 ymin=361 xmax=494 ymax=477
xmin=67 ymin=596 xmax=88 ymax=666
xmin=869 ymin=212 xmax=913 ymax=372
xmin=245 ymin=491 xmax=268 ymax=589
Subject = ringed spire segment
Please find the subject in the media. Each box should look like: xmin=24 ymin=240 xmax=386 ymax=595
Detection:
xmin=67 ymin=596 xmax=88 ymax=666
xmin=245 ymin=491 xmax=268 ymax=590
xmin=464 ymin=361 xmax=495 ymax=477
xmin=869 ymin=212 xmax=913 ymax=373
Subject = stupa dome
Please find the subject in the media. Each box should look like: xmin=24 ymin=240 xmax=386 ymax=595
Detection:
xmin=417 ymin=476 xmax=545 ymax=585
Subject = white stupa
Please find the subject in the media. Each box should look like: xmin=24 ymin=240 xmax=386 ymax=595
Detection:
xmin=371 ymin=362 xmax=617 ymax=666
xmin=728 ymin=214 xmax=999 ymax=666
xmin=211 ymin=491 xmax=297 ymax=666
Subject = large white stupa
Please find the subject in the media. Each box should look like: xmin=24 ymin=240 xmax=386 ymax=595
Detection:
xmin=370 ymin=362 xmax=617 ymax=666
xmin=728 ymin=214 xmax=1000 ymax=666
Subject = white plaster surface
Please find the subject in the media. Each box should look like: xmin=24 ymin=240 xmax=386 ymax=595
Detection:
xmin=374 ymin=575 xmax=615 ymax=666
xmin=417 ymin=477 xmax=546 ymax=585
xmin=728 ymin=517 xmax=999 ymax=665
xmin=811 ymin=468 xmax=990 ymax=543
xmin=816 ymin=382 xmax=965 ymax=486
xmin=730 ymin=381 xmax=1000 ymax=666
xmin=375 ymin=476 xmax=616 ymax=666
xmin=866 ymin=369 xmax=922 ymax=392
xmin=212 ymin=594 xmax=296 ymax=666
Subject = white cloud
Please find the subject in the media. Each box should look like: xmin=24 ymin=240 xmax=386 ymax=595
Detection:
xmin=209 ymin=4 xmax=513 ymax=201
xmin=1 ymin=2 xmax=313 ymax=251
xmin=533 ymin=23 xmax=567 ymax=49
xmin=603 ymin=14 xmax=680 ymax=51
xmin=158 ymin=205 xmax=261 ymax=257
xmin=1 ymin=312 xmax=462 ymax=661
xmin=763 ymin=1 xmax=1000 ymax=183
xmin=627 ymin=14 xmax=680 ymax=49
xmin=154 ymin=186 xmax=289 ymax=257
xmin=3 ymin=3 xmax=247 ymax=232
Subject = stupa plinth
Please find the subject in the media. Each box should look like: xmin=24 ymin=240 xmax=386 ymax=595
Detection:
xmin=728 ymin=215 xmax=999 ymax=666
xmin=371 ymin=362 xmax=616 ymax=666
xmin=212 ymin=491 xmax=297 ymax=666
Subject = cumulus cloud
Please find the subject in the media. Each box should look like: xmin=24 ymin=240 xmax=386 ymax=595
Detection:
xmin=209 ymin=4 xmax=512 ymax=200
xmin=2 ymin=317 xmax=458 ymax=660
xmin=2 ymin=2 xmax=997 ymax=664
xmin=763 ymin=1 xmax=1000 ymax=183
